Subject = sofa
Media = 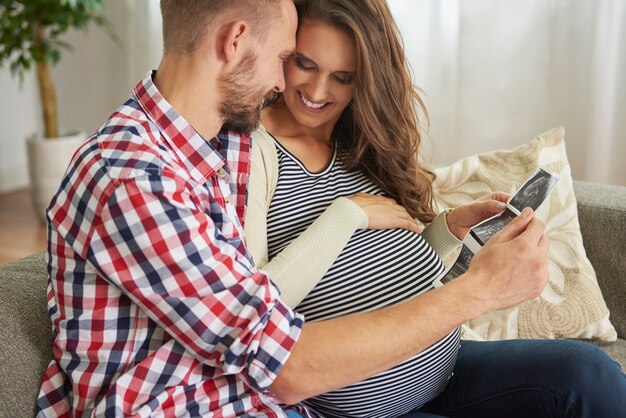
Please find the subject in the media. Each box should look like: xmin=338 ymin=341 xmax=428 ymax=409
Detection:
xmin=1 ymin=181 xmax=624 ymax=417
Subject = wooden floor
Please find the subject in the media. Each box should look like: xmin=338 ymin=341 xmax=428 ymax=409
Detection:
xmin=0 ymin=188 xmax=47 ymax=265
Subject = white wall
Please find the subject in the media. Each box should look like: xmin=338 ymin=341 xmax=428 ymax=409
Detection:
xmin=0 ymin=0 xmax=163 ymax=193
xmin=2 ymin=1 xmax=624 ymax=192
xmin=0 ymin=70 xmax=42 ymax=192
xmin=389 ymin=0 xmax=626 ymax=186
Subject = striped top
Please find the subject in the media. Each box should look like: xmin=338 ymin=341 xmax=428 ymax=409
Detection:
xmin=265 ymin=137 xmax=460 ymax=418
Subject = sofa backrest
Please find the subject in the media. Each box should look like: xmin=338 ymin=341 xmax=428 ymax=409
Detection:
xmin=0 ymin=181 xmax=624 ymax=417
xmin=575 ymin=181 xmax=626 ymax=338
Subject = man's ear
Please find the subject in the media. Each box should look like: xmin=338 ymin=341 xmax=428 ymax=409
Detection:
xmin=220 ymin=21 xmax=250 ymax=63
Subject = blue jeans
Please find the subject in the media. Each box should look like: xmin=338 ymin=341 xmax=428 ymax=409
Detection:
xmin=287 ymin=339 xmax=626 ymax=418
xmin=403 ymin=339 xmax=626 ymax=418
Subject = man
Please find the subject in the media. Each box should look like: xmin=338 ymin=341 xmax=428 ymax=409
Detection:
xmin=36 ymin=0 xmax=605 ymax=416
xmin=37 ymin=1 xmax=302 ymax=415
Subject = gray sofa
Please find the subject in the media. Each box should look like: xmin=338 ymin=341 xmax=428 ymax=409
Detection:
xmin=1 ymin=181 xmax=624 ymax=416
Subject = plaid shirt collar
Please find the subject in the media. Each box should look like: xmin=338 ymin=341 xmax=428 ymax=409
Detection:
xmin=133 ymin=71 xmax=225 ymax=184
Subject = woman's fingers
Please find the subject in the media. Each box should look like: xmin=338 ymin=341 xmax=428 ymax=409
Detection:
xmin=479 ymin=192 xmax=510 ymax=203
xmin=472 ymin=199 xmax=507 ymax=215
xmin=349 ymin=193 xmax=422 ymax=233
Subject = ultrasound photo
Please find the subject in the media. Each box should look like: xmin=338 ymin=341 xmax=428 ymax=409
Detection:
xmin=439 ymin=244 xmax=474 ymax=285
xmin=508 ymin=168 xmax=559 ymax=212
xmin=469 ymin=207 xmax=518 ymax=246
xmin=436 ymin=167 xmax=559 ymax=286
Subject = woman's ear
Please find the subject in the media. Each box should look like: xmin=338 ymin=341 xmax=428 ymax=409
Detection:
xmin=220 ymin=21 xmax=250 ymax=63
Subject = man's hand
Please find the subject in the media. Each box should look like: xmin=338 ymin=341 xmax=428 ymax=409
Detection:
xmin=445 ymin=192 xmax=510 ymax=240
xmin=462 ymin=207 xmax=550 ymax=314
xmin=271 ymin=208 xmax=549 ymax=405
xmin=348 ymin=193 xmax=422 ymax=234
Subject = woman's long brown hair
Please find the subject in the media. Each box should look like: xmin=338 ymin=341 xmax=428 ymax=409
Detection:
xmin=276 ymin=0 xmax=436 ymax=222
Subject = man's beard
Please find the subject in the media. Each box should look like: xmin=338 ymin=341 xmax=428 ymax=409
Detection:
xmin=219 ymin=51 xmax=268 ymax=133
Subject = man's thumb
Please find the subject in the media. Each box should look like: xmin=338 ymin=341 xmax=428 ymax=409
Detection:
xmin=494 ymin=207 xmax=534 ymax=242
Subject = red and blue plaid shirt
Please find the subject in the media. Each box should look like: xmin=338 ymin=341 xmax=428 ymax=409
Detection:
xmin=36 ymin=72 xmax=305 ymax=417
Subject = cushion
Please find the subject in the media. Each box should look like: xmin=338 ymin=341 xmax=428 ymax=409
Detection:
xmin=432 ymin=127 xmax=617 ymax=341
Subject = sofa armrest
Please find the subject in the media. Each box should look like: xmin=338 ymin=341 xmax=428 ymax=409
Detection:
xmin=574 ymin=181 xmax=626 ymax=339
xmin=0 ymin=252 xmax=52 ymax=417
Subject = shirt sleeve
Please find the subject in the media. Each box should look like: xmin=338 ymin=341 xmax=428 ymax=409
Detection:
xmin=421 ymin=210 xmax=462 ymax=266
xmin=245 ymin=136 xmax=367 ymax=308
xmin=87 ymin=172 xmax=303 ymax=391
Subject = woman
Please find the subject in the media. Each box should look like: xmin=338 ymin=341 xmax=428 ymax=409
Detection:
xmin=245 ymin=0 xmax=626 ymax=417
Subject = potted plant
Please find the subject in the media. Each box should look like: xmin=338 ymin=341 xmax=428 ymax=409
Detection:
xmin=0 ymin=0 xmax=118 ymax=221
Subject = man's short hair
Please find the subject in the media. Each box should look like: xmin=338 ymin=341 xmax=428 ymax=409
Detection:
xmin=160 ymin=0 xmax=283 ymax=54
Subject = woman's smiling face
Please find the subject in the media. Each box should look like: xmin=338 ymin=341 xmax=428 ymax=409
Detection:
xmin=281 ymin=19 xmax=356 ymax=132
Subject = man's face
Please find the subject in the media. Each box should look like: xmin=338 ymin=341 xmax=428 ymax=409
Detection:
xmin=219 ymin=0 xmax=297 ymax=133
xmin=219 ymin=51 xmax=266 ymax=133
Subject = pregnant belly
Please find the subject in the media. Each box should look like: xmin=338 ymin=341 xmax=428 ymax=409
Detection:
xmin=294 ymin=229 xmax=459 ymax=417
xmin=304 ymin=328 xmax=460 ymax=418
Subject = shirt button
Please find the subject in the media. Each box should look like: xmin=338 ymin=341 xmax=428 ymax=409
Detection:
xmin=217 ymin=168 xmax=226 ymax=176
xmin=224 ymin=196 xmax=231 ymax=204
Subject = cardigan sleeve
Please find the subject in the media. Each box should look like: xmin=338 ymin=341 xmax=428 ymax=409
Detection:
xmin=245 ymin=128 xmax=368 ymax=308
xmin=421 ymin=210 xmax=463 ymax=267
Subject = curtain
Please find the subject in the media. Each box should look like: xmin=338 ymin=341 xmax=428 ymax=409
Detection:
xmin=389 ymin=0 xmax=626 ymax=186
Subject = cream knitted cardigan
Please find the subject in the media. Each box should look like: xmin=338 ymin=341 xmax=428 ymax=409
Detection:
xmin=244 ymin=125 xmax=462 ymax=308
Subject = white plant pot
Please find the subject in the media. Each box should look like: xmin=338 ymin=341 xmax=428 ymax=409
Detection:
xmin=26 ymin=132 xmax=86 ymax=223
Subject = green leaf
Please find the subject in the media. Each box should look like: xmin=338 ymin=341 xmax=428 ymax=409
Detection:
xmin=0 ymin=0 xmax=120 ymax=77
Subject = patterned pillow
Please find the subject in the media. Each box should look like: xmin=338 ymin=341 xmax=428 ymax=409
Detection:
xmin=432 ymin=127 xmax=617 ymax=341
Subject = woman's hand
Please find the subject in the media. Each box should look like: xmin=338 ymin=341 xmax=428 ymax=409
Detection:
xmin=446 ymin=192 xmax=510 ymax=240
xmin=348 ymin=193 xmax=422 ymax=234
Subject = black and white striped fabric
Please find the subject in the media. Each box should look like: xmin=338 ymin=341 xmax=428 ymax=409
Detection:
xmin=265 ymin=138 xmax=461 ymax=418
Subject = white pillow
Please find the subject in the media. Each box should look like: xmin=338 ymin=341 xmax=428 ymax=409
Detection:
xmin=432 ymin=127 xmax=617 ymax=341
